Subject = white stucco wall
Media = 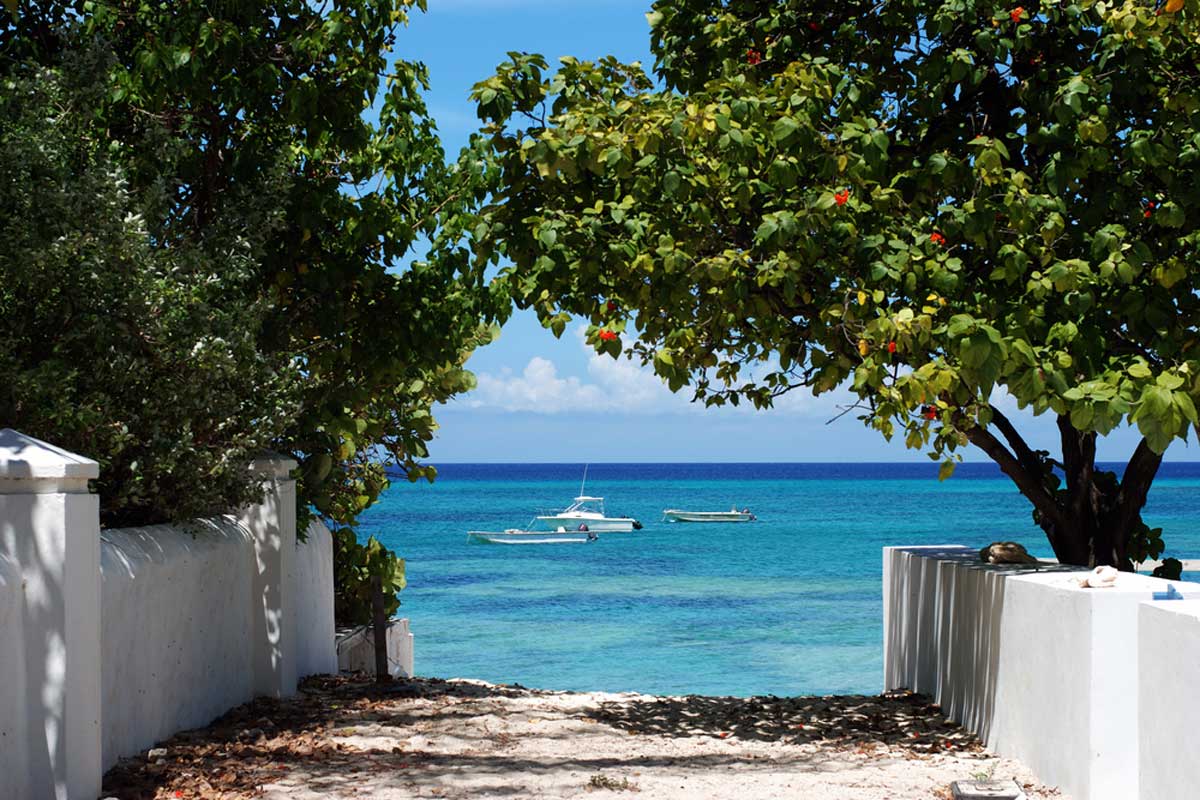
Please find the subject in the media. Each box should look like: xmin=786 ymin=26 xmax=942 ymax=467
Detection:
xmin=1138 ymin=599 xmax=1200 ymax=800
xmin=100 ymin=515 xmax=339 ymax=768
xmin=0 ymin=552 xmax=32 ymax=800
xmin=100 ymin=518 xmax=257 ymax=768
xmin=295 ymin=520 xmax=338 ymax=679
xmin=336 ymin=617 xmax=415 ymax=678
xmin=0 ymin=430 xmax=104 ymax=800
xmin=1 ymin=434 xmax=340 ymax=798
xmin=884 ymin=545 xmax=1200 ymax=800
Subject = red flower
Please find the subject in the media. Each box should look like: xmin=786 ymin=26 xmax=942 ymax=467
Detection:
xmin=746 ymin=48 xmax=762 ymax=66
xmin=606 ymin=300 xmax=617 ymax=313
xmin=834 ymin=189 xmax=850 ymax=206
xmin=808 ymin=21 xmax=822 ymax=31
xmin=1010 ymin=6 xmax=1024 ymax=23
xmin=930 ymin=231 xmax=946 ymax=246
xmin=887 ymin=341 xmax=897 ymax=354
xmin=1144 ymin=209 xmax=1153 ymax=219
xmin=924 ymin=406 xmax=938 ymax=420
xmin=598 ymin=329 xmax=618 ymax=342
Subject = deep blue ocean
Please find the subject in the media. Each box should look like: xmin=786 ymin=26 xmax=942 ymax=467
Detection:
xmin=357 ymin=462 xmax=1200 ymax=697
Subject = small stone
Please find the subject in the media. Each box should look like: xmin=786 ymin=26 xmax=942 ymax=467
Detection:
xmin=146 ymin=747 xmax=168 ymax=760
xmin=950 ymin=779 xmax=1026 ymax=799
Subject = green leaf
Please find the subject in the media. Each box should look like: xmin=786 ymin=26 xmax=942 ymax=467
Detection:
xmin=773 ymin=116 xmax=799 ymax=143
xmin=1128 ymin=362 xmax=1152 ymax=379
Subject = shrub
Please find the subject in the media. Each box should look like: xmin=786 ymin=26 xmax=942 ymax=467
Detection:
xmin=331 ymin=526 xmax=406 ymax=626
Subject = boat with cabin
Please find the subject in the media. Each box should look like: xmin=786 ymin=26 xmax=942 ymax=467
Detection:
xmin=535 ymin=495 xmax=643 ymax=532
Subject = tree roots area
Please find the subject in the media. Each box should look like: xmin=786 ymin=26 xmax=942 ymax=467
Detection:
xmin=102 ymin=675 xmax=1066 ymax=799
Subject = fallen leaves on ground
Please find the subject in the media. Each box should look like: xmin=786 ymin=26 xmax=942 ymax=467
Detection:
xmin=102 ymin=676 xmax=990 ymax=799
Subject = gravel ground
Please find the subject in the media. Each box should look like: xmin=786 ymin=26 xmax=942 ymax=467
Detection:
xmin=101 ymin=675 xmax=1067 ymax=800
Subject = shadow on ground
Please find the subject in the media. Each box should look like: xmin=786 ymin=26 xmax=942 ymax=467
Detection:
xmin=587 ymin=691 xmax=976 ymax=749
xmin=100 ymin=675 xmax=983 ymax=799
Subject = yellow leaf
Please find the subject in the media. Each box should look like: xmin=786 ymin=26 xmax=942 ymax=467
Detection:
xmin=857 ymin=290 xmax=868 ymax=306
xmin=1166 ymin=0 xmax=1184 ymax=12
xmin=858 ymin=340 xmax=870 ymax=357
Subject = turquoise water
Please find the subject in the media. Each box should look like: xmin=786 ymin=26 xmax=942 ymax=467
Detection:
xmin=358 ymin=462 xmax=1200 ymax=697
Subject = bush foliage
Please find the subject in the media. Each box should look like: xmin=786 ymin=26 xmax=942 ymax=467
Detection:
xmin=332 ymin=526 xmax=405 ymax=626
xmin=0 ymin=60 xmax=300 ymax=526
xmin=1 ymin=3 xmax=503 ymax=610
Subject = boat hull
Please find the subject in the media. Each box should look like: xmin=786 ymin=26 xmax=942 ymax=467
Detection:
xmin=534 ymin=515 xmax=640 ymax=532
xmin=662 ymin=510 xmax=756 ymax=523
xmin=467 ymin=530 xmax=596 ymax=545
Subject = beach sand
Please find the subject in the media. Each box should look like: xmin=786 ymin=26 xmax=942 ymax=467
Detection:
xmin=102 ymin=675 xmax=1066 ymax=799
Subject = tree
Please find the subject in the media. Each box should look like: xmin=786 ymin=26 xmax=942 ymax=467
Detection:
xmin=461 ymin=0 xmax=1200 ymax=571
xmin=1 ymin=1 xmax=498 ymax=528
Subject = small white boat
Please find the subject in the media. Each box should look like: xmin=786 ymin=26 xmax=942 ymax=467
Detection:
xmin=662 ymin=507 xmax=757 ymax=523
xmin=467 ymin=528 xmax=599 ymax=545
xmin=535 ymin=496 xmax=642 ymax=532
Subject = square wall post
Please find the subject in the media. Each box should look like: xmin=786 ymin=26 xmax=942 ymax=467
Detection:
xmin=0 ymin=429 xmax=101 ymax=800
xmin=239 ymin=454 xmax=299 ymax=698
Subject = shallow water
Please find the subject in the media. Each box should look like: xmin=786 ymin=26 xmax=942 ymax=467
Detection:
xmin=358 ymin=462 xmax=1200 ymax=697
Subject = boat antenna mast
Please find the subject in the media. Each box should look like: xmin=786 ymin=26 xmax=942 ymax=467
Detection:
xmin=580 ymin=463 xmax=589 ymax=497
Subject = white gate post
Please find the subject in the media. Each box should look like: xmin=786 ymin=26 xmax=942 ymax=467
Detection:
xmin=0 ymin=429 xmax=102 ymax=800
xmin=240 ymin=454 xmax=299 ymax=698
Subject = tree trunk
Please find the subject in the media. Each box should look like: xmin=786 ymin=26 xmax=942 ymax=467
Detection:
xmin=967 ymin=408 xmax=1164 ymax=570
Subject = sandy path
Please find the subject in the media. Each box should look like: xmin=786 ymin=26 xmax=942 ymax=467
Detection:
xmin=102 ymin=676 xmax=1066 ymax=800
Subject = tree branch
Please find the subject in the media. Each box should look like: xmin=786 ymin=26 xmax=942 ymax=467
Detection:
xmin=966 ymin=424 xmax=1066 ymax=536
xmin=1116 ymin=437 xmax=1164 ymax=533
xmin=991 ymin=405 xmax=1046 ymax=478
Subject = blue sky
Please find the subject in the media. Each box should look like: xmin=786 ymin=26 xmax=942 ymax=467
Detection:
xmin=397 ymin=0 xmax=1188 ymax=464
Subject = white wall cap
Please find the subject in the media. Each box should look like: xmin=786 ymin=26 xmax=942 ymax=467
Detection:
xmin=1140 ymin=598 xmax=1200 ymax=621
xmin=249 ymin=452 xmax=298 ymax=478
xmin=0 ymin=428 xmax=99 ymax=480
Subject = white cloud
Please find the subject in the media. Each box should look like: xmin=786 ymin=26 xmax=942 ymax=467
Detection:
xmin=462 ymin=326 xmax=685 ymax=413
xmin=458 ymin=325 xmax=858 ymax=417
xmin=468 ymin=356 xmax=614 ymax=413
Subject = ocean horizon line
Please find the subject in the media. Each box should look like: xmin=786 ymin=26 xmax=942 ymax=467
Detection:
xmin=395 ymin=459 xmax=1200 ymax=466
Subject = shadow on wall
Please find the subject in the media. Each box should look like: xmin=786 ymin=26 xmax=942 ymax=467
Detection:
xmin=1 ymin=438 xmax=69 ymax=800
xmin=884 ymin=546 xmax=1076 ymax=743
xmin=98 ymin=517 xmax=257 ymax=769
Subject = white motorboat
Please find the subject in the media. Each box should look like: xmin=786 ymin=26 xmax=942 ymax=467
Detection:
xmin=535 ymin=496 xmax=643 ymax=532
xmin=662 ymin=507 xmax=757 ymax=523
xmin=467 ymin=528 xmax=599 ymax=545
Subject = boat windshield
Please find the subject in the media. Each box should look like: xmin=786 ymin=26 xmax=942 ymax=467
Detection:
xmin=562 ymin=496 xmax=605 ymax=515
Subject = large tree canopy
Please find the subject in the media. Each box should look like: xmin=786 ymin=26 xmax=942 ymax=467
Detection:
xmin=462 ymin=0 xmax=1200 ymax=571
xmin=1 ymin=1 xmax=498 ymax=528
